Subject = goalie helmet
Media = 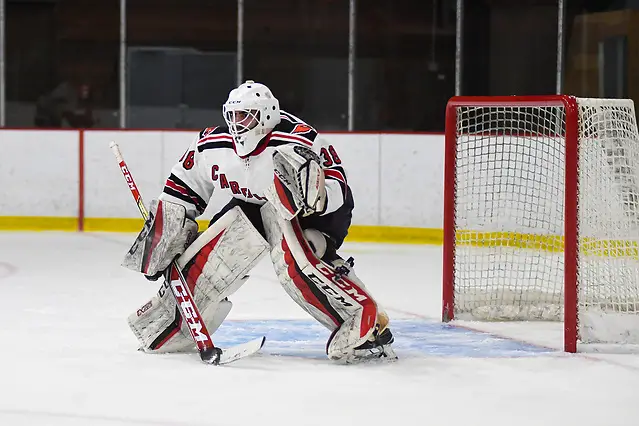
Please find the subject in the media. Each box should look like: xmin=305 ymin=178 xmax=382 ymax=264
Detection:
xmin=223 ymin=80 xmax=281 ymax=157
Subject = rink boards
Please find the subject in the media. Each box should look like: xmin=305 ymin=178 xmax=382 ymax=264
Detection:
xmin=0 ymin=129 xmax=444 ymax=243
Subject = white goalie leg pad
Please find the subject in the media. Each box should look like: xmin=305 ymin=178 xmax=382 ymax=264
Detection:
xmin=330 ymin=256 xmax=391 ymax=334
xmin=128 ymin=287 xmax=235 ymax=353
xmin=261 ymin=203 xmax=378 ymax=358
xmin=128 ymin=206 xmax=270 ymax=353
xmin=324 ymin=261 xmax=393 ymax=361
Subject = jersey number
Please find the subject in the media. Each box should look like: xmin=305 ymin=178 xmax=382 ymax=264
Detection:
xmin=320 ymin=145 xmax=342 ymax=167
xmin=182 ymin=150 xmax=195 ymax=170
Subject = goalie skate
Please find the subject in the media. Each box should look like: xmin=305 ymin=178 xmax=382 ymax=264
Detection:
xmin=351 ymin=327 xmax=397 ymax=362
xmin=330 ymin=310 xmax=397 ymax=363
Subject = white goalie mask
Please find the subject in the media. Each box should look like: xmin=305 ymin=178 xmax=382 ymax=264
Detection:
xmin=223 ymin=80 xmax=281 ymax=157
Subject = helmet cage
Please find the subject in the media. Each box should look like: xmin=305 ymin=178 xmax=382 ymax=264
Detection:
xmin=224 ymin=109 xmax=261 ymax=137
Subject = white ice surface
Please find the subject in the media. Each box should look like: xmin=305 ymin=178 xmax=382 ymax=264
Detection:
xmin=1 ymin=232 xmax=639 ymax=425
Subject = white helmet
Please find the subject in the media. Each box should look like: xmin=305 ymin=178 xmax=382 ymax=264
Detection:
xmin=223 ymin=80 xmax=281 ymax=157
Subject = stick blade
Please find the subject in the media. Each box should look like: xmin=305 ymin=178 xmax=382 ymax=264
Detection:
xmin=218 ymin=337 xmax=266 ymax=365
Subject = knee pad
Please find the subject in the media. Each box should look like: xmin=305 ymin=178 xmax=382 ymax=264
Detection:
xmin=303 ymin=228 xmax=327 ymax=259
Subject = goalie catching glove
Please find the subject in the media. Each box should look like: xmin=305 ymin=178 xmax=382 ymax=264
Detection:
xmin=266 ymin=144 xmax=327 ymax=220
xmin=122 ymin=199 xmax=198 ymax=279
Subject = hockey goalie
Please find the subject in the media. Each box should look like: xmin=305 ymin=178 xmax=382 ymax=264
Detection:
xmin=122 ymin=80 xmax=396 ymax=362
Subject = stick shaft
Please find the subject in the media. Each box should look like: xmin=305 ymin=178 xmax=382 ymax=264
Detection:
xmin=109 ymin=142 xmax=149 ymax=219
xmin=110 ymin=142 xmax=218 ymax=361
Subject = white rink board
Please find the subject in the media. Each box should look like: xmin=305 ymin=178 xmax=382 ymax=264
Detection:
xmin=0 ymin=129 xmax=444 ymax=227
xmin=323 ymin=133 xmax=382 ymax=226
xmin=84 ymin=131 xmax=166 ymax=218
xmin=0 ymin=130 xmax=78 ymax=217
xmin=380 ymin=134 xmax=444 ymax=227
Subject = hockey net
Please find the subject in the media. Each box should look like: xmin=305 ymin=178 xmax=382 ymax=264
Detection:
xmin=443 ymin=95 xmax=639 ymax=351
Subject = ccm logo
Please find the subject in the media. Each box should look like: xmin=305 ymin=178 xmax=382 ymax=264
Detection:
xmin=307 ymin=267 xmax=368 ymax=308
xmin=308 ymin=271 xmax=353 ymax=307
xmin=120 ymin=165 xmax=137 ymax=190
xmin=173 ymin=281 xmax=210 ymax=343
xmin=317 ymin=264 xmax=368 ymax=302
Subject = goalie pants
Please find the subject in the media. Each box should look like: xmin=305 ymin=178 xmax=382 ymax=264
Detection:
xmin=209 ymin=191 xmax=354 ymax=262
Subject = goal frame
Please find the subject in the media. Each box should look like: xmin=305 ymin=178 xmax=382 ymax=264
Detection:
xmin=442 ymin=95 xmax=580 ymax=352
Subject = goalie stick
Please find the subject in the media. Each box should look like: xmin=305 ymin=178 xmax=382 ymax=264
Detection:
xmin=110 ymin=141 xmax=265 ymax=365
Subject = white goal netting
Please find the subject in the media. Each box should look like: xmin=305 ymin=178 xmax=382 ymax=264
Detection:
xmin=451 ymin=97 xmax=639 ymax=344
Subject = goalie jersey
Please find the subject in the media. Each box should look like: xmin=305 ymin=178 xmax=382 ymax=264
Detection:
xmin=159 ymin=110 xmax=351 ymax=221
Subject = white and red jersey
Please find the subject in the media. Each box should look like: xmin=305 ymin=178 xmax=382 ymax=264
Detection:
xmin=159 ymin=110 xmax=349 ymax=219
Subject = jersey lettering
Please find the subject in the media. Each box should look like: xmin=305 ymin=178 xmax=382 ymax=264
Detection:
xmin=212 ymin=166 xmax=264 ymax=200
xmin=182 ymin=151 xmax=195 ymax=170
xmin=219 ymin=174 xmax=230 ymax=189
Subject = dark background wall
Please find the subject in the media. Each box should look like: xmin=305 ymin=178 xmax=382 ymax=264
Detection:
xmin=3 ymin=0 xmax=631 ymax=130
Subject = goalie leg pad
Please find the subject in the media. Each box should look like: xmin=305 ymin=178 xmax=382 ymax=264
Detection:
xmin=323 ymin=258 xmax=395 ymax=361
xmin=128 ymin=291 xmax=234 ymax=353
xmin=261 ymin=203 xmax=379 ymax=357
xmin=129 ymin=206 xmax=269 ymax=353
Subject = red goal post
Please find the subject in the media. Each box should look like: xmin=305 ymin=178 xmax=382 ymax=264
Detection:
xmin=443 ymin=95 xmax=639 ymax=352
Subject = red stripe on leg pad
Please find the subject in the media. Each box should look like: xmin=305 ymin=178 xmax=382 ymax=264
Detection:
xmin=154 ymin=315 xmax=183 ymax=350
xmin=315 ymin=263 xmax=377 ymax=338
xmin=281 ymin=239 xmax=341 ymax=327
xmin=289 ymin=220 xmax=377 ymax=338
xmin=185 ymin=230 xmax=225 ymax=293
xmin=143 ymin=200 xmax=164 ymax=274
